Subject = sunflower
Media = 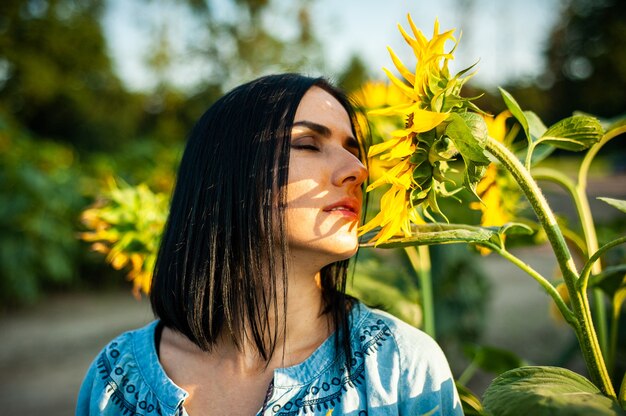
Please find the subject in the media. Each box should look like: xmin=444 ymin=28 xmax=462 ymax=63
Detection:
xmin=359 ymin=16 xmax=488 ymax=245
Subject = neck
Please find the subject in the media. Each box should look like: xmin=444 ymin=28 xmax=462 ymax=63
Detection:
xmin=220 ymin=262 xmax=331 ymax=373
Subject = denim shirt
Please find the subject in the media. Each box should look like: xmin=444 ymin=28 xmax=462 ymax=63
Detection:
xmin=77 ymin=303 xmax=463 ymax=415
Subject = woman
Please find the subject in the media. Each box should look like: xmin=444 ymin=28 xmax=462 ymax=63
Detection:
xmin=77 ymin=74 xmax=463 ymax=415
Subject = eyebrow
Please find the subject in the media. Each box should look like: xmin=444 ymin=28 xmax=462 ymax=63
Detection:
xmin=292 ymin=120 xmax=360 ymax=150
xmin=292 ymin=120 xmax=331 ymax=137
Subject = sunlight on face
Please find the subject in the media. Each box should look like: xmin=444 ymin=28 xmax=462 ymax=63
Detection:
xmin=285 ymin=87 xmax=367 ymax=270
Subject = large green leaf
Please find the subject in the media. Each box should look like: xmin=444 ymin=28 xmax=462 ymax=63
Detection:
xmin=483 ymin=366 xmax=625 ymax=415
xmin=537 ymin=115 xmax=603 ymax=151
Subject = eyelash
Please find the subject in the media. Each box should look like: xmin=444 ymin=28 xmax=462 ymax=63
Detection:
xmin=291 ymin=143 xmax=320 ymax=152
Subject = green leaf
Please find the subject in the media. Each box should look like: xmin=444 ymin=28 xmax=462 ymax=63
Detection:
xmin=464 ymin=344 xmax=527 ymax=374
xmin=445 ymin=113 xmax=491 ymax=163
xmin=499 ymin=87 xmax=529 ymax=143
xmin=538 ymin=115 xmax=603 ymax=152
xmin=598 ymin=197 xmax=626 ymax=214
xmin=525 ymin=111 xmax=548 ymax=139
xmin=443 ymin=113 xmax=490 ymax=201
xmin=483 ymin=366 xmax=624 ymax=415
xmin=464 ymin=160 xmax=488 ymax=201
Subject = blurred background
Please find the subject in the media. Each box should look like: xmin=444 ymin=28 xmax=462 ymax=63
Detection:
xmin=0 ymin=0 xmax=625 ymax=414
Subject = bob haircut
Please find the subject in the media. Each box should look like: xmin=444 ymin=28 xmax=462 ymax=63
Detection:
xmin=151 ymin=73 xmax=367 ymax=362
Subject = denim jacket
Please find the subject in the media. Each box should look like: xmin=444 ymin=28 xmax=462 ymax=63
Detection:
xmin=77 ymin=303 xmax=463 ymax=415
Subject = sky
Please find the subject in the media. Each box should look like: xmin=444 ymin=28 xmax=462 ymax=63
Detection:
xmin=103 ymin=0 xmax=563 ymax=92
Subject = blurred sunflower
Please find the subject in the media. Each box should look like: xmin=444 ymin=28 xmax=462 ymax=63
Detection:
xmin=358 ymin=15 xmax=488 ymax=245
xmin=79 ymin=178 xmax=167 ymax=298
xmin=351 ymin=81 xmax=408 ymax=185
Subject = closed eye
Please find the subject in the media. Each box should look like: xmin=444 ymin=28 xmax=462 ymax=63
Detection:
xmin=291 ymin=144 xmax=320 ymax=152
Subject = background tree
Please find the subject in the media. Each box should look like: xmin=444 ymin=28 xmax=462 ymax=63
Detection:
xmin=0 ymin=0 xmax=145 ymax=151
xmin=507 ymin=0 xmax=626 ymax=127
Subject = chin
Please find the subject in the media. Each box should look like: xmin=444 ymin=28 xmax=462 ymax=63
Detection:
xmin=325 ymin=235 xmax=360 ymax=261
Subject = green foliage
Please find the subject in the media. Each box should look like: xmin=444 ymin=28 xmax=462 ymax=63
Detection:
xmin=350 ymin=249 xmax=422 ymax=327
xmin=337 ymin=56 xmax=371 ymax=93
xmin=429 ymin=244 xmax=491 ymax=356
xmin=463 ymin=344 xmax=528 ymax=376
xmin=350 ymin=244 xmax=490 ymax=355
xmin=539 ymin=115 xmax=603 ymax=151
xmin=0 ymin=114 xmax=87 ymax=306
xmin=483 ymin=366 xmax=625 ymax=415
xmin=0 ymin=0 xmax=145 ymax=151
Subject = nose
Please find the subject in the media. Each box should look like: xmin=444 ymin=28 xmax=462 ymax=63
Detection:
xmin=332 ymin=150 xmax=368 ymax=189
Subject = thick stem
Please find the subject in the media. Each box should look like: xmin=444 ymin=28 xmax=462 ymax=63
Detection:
xmin=532 ymin=166 xmax=609 ymax=358
xmin=485 ymin=136 xmax=616 ymax=398
xmin=405 ymin=246 xmax=435 ymax=337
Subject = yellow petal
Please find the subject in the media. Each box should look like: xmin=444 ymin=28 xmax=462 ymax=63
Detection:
xmin=382 ymin=68 xmax=416 ymax=99
xmin=407 ymin=14 xmax=427 ymax=50
xmin=398 ymin=22 xmax=420 ymax=52
xmin=483 ymin=111 xmax=511 ymax=143
xmin=368 ymin=137 xmax=402 ymax=157
xmin=368 ymin=102 xmax=416 ymax=117
xmin=410 ymin=108 xmax=449 ymax=133
xmin=358 ymin=209 xmax=385 ymax=236
xmin=385 ymin=137 xmax=414 ymax=160
xmin=366 ymin=159 xmax=410 ymax=191
xmin=387 ymin=47 xmax=415 ymax=85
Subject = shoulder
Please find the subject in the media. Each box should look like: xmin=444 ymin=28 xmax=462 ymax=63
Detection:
xmin=349 ymin=303 xmax=463 ymax=415
xmin=76 ymin=321 xmax=187 ymax=416
xmin=351 ymin=303 xmax=446 ymax=365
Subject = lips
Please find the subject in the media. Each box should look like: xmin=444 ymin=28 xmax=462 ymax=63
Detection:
xmin=323 ymin=198 xmax=360 ymax=219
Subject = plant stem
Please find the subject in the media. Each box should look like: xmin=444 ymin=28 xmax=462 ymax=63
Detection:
xmin=609 ymin=304 xmax=620 ymax=376
xmin=405 ymin=246 xmax=435 ymax=337
xmin=576 ymin=125 xmax=626 ymax=360
xmin=485 ymin=136 xmax=616 ymax=398
xmin=532 ymin=166 xmax=609 ymax=357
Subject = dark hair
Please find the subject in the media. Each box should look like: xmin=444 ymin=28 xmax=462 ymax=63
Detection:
xmin=150 ymin=73 xmax=366 ymax=363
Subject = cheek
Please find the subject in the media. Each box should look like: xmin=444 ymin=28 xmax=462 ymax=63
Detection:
xmin=285 ymin=164 xmax=327 ymax=205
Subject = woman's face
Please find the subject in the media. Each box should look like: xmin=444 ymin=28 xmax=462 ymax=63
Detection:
xmin=285 ymin=86 xmax=368 ymax=268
